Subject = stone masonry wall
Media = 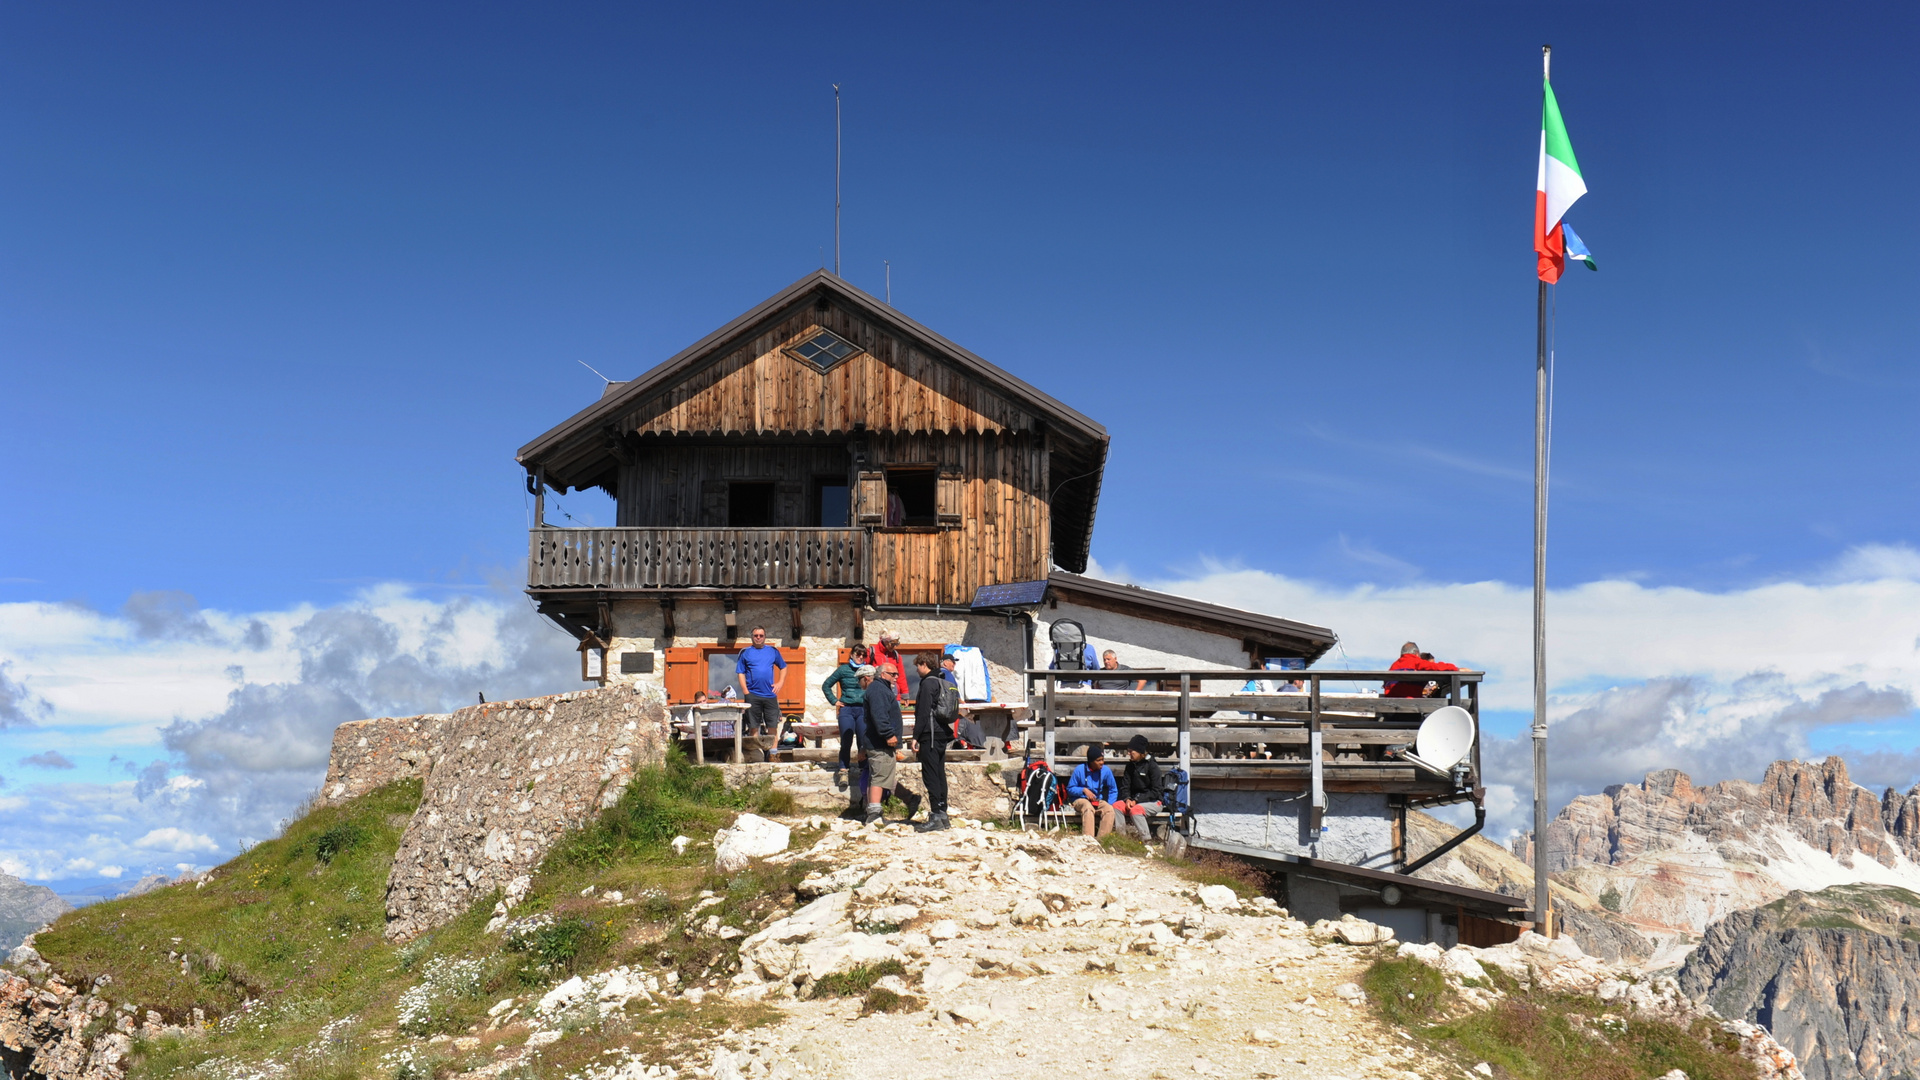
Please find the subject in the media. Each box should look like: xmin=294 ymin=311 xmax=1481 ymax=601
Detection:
xmin=381 ymin=686 xmax=670 ymax=941
xmin=321 ymin=713 xmax=450 ymax=805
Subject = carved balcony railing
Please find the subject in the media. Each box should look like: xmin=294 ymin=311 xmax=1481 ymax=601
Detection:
xmin=528 ymin=528 xmax=868 ymax=590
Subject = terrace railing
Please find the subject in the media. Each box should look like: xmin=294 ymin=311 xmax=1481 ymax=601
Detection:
xmin=528 ymin=527 xmax=868 ymax=590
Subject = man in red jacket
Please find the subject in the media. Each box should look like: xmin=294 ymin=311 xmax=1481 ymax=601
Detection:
xmin=1384 ymin=642 xmax=1459 ymax=698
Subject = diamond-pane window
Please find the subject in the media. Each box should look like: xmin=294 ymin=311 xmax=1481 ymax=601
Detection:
xmin=789 ymin=329 xmax=859 ymax=371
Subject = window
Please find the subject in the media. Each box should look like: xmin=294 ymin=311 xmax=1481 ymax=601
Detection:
xmin=816 ymin=479 xmax=850 ymax=527
xmin=728 ymin=482 xmax=774 ymax=527
xmin=885 ymin=467 xmax=937 ymax=527
xmin=787 ymin=329 xmax=859 ymax=372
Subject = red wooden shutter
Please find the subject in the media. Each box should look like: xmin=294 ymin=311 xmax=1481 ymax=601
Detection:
xmin=663 ymin=647 xmax=704 ymax=703
xmin=777 ymin=648 xmax=808 ymax=715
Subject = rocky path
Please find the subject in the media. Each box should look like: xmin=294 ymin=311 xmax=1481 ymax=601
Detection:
xmin=583 ymin=817 xmax=1443 ymax=1080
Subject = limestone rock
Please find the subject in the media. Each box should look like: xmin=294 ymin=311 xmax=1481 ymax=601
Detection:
xmin=381 ymin=686 xmax=671 ymax=941
xmin=921 ymin=958 xmax=975 ymax=993
xmin=715 ymin=814 xmax=790 ymax=873
xmin=1197 ymin=885 xmax=1240 ymax=912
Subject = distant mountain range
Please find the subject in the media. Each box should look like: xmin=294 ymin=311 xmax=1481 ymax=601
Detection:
xmin=0 ymin=872 xmax=71 ymax=952
xmin=1511 ymin=757 xmax=1920 ymax=1080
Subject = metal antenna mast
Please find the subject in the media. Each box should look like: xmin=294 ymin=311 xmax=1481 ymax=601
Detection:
xmin=833 ymin=84 xmax=842 ymax=277
xmin=885 ymin=260 xmax=891 ymax=305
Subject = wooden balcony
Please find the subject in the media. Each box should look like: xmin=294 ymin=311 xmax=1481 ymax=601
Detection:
xmin=528 ymin=527 xmax=867 ymax=591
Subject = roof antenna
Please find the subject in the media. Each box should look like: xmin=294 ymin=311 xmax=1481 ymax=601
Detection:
xmin=885 ymin=260 xmax=891 ymax=305
xmin=833 ymin=83 xmax=842 ymax=277
xmin=578 ymin=359 xmax=612 ymax=383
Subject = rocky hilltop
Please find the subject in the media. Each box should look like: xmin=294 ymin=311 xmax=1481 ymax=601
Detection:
xmin=0 ymin=876 xmax=69 ymax=953
xmin=1680 ymin=884 xmax=1920 ymax=1080
xmin=1513 ymin=758 xmax=1920 ymax=937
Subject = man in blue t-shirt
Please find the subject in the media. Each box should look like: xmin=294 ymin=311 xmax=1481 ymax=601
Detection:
xmin=735 ymin=627 xmax=788 ymax=761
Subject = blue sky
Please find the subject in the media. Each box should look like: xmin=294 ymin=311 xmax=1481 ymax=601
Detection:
xmin=2 ymin=2 xmax=1917 ymax=885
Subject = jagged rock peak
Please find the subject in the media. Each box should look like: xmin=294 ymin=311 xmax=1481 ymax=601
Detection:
xmin=1513 ymin=757 xmax=1920 ymax=876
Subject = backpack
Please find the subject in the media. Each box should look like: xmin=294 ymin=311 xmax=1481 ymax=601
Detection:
xmin=935 ymin=681 xmax=961 ymax=724
xmin=1159 ymin=766 xmax=1190 ymax=823
xmin=1018 ymin=761 xmax=1061 ymax=818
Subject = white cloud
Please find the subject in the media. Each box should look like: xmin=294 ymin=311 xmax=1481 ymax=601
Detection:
xmin=1118 ymin=543 xmax=1920 ymax=837
xmin=133 ymin=828 xmax=219 ymax=853
xmin=99 ymin=865 xmax=124 ymax=878
xmin=0 ymin=583 xmax=581 ymax=882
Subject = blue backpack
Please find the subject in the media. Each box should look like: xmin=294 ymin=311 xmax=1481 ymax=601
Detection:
xmin=1159 ymin=766 xmax=1190 ymax=824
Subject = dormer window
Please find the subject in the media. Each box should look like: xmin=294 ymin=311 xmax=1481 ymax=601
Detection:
xmin=788 ymin=329 xmax=859 ymax=371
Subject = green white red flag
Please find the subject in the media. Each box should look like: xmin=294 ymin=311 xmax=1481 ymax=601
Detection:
xmin=1534 ymin=79 xmax=1587 ymax=283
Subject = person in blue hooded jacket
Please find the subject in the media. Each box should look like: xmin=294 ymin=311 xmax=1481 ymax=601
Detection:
xmin=1066 ymin=745 xmax=1118 ymax=838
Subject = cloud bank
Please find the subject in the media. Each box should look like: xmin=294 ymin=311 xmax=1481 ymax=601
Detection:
xmin=2 ymin=543 xmax=1918 ymax=880
xmin=1110 ymin=543 xmax=1920 ymax=837
xmin=0 ymin=586 xmax=578 ymax=882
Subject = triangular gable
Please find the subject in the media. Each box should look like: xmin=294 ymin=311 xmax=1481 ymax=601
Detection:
xmin=518 ymin=271 xmax=1109 ymax=574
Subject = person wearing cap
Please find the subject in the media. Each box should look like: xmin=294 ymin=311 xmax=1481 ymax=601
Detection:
xmin=1116 ymin=734 xmax=1164 ymax=841
xmin=1065 ymin=745 xmax=1119 ymax=838
xmin=857 ymin=663 xmax=920 ymax=825
xmin=910 ymin=653 xmax=952 ymax=832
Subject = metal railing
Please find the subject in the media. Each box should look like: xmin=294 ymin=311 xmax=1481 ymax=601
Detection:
xmin=528 ymin=527 xmax=868 ymax=589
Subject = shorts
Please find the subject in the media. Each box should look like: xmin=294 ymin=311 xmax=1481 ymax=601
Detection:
xmin=863 ymin=745 xmax=899 ymax=789
xmin=744 ymin=694 xmax=782 ymax=734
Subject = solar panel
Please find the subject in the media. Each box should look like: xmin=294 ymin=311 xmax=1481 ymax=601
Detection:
xmin=971 ymin=580 xmax=1049 ymax=608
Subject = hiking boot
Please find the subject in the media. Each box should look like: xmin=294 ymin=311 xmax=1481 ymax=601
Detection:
xmin=833 ymin=767 xmax=849 ymax=787
xmin=864 ymin=804 xmax=884 ymax=827
xmin=915 ymin=811 xmax=951 ymax=833
xmin=897 ymin=789 xmax=923 ymax=821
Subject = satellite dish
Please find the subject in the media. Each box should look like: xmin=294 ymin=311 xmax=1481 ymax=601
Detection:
xmin=1402 ymin=705 xmax=1476 ymax=781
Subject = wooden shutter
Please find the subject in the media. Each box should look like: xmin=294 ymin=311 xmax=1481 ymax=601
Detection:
xmin=777 ymin=648 xmax=808 ymax=715
xmin=855 ymin=471 xmax=886 ymax=524
xmin=663 ymin=647 xmax=704 ymax=703
xmin=936 ymin=470 xmax=963 ymax=525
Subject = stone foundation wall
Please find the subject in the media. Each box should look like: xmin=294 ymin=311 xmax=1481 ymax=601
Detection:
xmin=381 ymin=686 xmax=670 ymax=941
xmin=717 ymin=760 xmax=1017 ymax=821
xmin=321 ymin=713 xmax=449 ymax=805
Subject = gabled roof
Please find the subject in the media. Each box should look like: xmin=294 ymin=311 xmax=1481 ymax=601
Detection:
xmin=1047 ymin=571 xmax=1338 ymax=663
xmin=517 ymin=270 xmax=1110 ymax=573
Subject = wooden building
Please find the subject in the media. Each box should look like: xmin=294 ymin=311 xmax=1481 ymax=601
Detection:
xmin=518 ymin=271 xmax=1331 ymax=720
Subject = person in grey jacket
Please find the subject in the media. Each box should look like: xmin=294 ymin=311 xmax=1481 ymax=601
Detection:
xmin=858 ymin=666 xmax=918 ymax=825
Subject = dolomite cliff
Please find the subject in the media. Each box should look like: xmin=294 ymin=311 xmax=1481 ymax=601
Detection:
xmin=1679 ymin=885 xmax=1920 ymax=1080
xmin=1513 ymin=758 xmax=1920 ymax=937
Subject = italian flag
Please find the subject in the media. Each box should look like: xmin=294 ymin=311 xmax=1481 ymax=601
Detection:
xmin=1534 ymin=79 xmax=1586 ymax=284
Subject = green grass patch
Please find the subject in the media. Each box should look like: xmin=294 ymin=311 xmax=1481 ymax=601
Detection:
xmin=862 ymin=986 xmax=922 ymax=1015
xmin=1098 ymin=833 xmax=1148 ymax=857
xmin=28 ymin=752 xmax=818 ymax=1080
xmin=808 ymin=960 xmax=907 ymax=999
xmin=1363 ymin=957 xmax=1759 ymax=1080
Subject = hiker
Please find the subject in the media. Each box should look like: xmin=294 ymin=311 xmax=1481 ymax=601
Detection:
xmin=1093 ymin=649 xmax=1148 ymax=691
xmin=1066 ymin=745 xmax=1119 ymax=838
xmin=911 ymin=654 xmax=953 ymax=832
xmin=1384 ymin=641 xmax=1460 ymax=698
xmin=858 ymin=665 xmax=920 ymax=824
xmin=1116 ymin=734 xmax=1163 ymax=841
xmin=870 ymin=632 xmax=911 ymax=703
xmin=940 ymin=651 xmax=959 ymax=686
xmin=821 ymin=644 xmax=870 ymax=781
xmin=734 ymin=626 xmax=788 ymax=760
xmin=692 ymin=690 xmax=709 ymax=704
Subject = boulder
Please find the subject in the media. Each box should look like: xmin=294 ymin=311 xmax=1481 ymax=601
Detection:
xmin=1439 ymin=947 xmax=1489 ymax=983
xmin=715 ymin=814 xmax=790 ymax=873
xmin=794 ymin=932 xmax=903 ymax=982
xmin=1197 ymin=885 xmax=1241 ymax=912
xmin=1009 ymin=897 xmax=1049 ymax=925
xmin=921 ymin=958 xmax=976 ymax=993
xmin=1397 ymin=941 xmax=1444 ymax=967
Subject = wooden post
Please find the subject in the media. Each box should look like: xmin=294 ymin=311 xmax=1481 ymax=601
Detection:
xmin=733 ymin=714 xmax=745 ymax=765
xmin=1309 ymin=672 xmax=1325 ymax=834
xmin=693 ymin=712 xmax=706 ymax=765
xmin=1044 ymin=672 xmax=1057 ymax=771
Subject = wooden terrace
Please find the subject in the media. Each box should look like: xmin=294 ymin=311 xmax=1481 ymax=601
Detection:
xmin=529 ymin=526 xmax=867 ymax=591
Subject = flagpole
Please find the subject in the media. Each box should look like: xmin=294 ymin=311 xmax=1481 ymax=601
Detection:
xmin=1531 ymin=43 xmax=1553 ymax=934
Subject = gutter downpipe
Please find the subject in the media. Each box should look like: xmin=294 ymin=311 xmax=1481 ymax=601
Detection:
xmin=1400 ymin=801 xmax=1487 ymax=876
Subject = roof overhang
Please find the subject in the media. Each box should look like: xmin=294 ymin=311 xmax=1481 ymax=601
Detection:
xmin=1192 ymin=838 xmax=1530 ymax=920
xmin=1046 ymin=571 xmax=1337 ymax=663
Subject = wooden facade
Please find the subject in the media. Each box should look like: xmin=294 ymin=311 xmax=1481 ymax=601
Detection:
xmin=519 ymin=271 xmax=1107 ymax=626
